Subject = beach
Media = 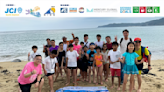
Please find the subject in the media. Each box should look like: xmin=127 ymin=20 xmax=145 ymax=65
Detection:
xmin=0 ymin=60 xmax=164 ymax=92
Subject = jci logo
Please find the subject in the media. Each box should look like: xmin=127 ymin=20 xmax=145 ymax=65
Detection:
xmin=5 ymin=7 xmax=22 ymax=16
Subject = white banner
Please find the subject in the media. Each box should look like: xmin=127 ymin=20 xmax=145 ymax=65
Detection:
xmin=0 ymin=0 xmax=163 ymax=17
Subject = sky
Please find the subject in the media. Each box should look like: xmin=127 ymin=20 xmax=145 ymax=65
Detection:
xmin=0 ymin=17 xmax=162 ymax=32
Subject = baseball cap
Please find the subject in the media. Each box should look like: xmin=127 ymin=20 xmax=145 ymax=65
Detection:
xmin=134 ymin=37 xmax=141 ymax=42
xmin=90 ymin=42 xmax=95 ymax=46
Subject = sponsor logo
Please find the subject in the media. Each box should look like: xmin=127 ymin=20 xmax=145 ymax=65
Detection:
xmin=140 ymin=7 xmax=146 ymax=13
xmin=87 ymin=8 xmax=93 ymax=12
xmin=79 ymin=7 xmax=84 ymax=13
xmin=5 ymin=4 xmax=22 ymax=16
xmin=60 ymin=8 xmax=68 ymax=13
xmin=154 ymin=6 xmax=160 ymax=13
xmin=120 ymin=7 xmax=131 ymax=13
xmin=26 ymin=6 xmax=41 ymax=17
xmin=60 ymin=4 xmax=69 ymax=6
xmin=147 ymin=7 xmax=153 ymax=13
xmin=133 ymin=6 xmax=139 ymax=13
xmin=44 ymin=6 xmax=55 ymax=16
xmin=69 ymin=8 xmax=77 ymax=13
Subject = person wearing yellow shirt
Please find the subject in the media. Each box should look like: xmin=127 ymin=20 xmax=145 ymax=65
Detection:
xmin=134 ymin=37 xmax=151 ymax=92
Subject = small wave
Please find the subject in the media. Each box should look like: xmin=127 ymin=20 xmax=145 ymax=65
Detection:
xmin=0 ymin=55 xmax=13 ymax=58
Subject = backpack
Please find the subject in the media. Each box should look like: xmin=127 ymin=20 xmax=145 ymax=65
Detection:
xmin=141 ymin=46 xmax=151 ymax=63
xmin=120 ymin=38 xmax=132 ymax=45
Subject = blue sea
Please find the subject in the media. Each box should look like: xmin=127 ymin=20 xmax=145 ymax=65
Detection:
xmin=0 ymin=26 xmax=163 ymax=62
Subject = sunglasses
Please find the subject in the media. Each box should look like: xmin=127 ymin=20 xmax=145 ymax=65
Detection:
xmin=135 ymin=41 xmax=141 ymax=43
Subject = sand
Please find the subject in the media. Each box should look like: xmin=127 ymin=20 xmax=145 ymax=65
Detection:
xmin=0 ymin=60 xmax=164 ymax=92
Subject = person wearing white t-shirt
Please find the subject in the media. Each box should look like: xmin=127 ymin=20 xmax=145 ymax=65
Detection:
xmin=115 ymin=29 xmax=132 ymax=84
xmin=66 ymin=44 xmax=80 ymax=86
xmin=83 ymin=34 xmax=90 ymax=48
xmin=95 ymin=34 xmax=105 ymax=48
xmin=108 ymin=42 xmax=121 ymax=91
xmin=28 ymin=46 xmax=41 ymax=62
xmin=42 ymin=50 xmax=59 ymax=92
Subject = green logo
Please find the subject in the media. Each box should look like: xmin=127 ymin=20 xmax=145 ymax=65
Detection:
xmin=154 ymin=7 xmax=160 ymax=13
xmin=147 ymin=7 xmax=153 ymax=13
xmin=133 ymin=6 xmax=139 ymax=13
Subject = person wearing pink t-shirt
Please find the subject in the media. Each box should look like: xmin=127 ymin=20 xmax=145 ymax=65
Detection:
xmin=18 ymin=55 xmax=44 ymax=92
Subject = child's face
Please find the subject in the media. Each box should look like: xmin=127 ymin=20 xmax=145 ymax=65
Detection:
xmin=96 ymin=49 xmax=101 ymax=53
xmin=128 ymin=44 xmax=134 ymax=52
xmin=84 ymin=47 xmax=88 ymax=52
xmin=70 ymin=47 xmax=73 ymax=50
xmin=32 ymin=48 xmax=37 ymax=52
xmin=51 ymin=54 xmax=57 ymax=58
xmin=74 ymin=39 xmax=79 ymax=44
xmin=112 ymin=45 xmax=118 ymax=50
xmin=80 ymin=44 xmax=84 ymax=47
xmin=103 ymin=45 xmax=107 ymax=50
xmin=90 ymin=45 xmax=95 ymax=49
xmin=59 ymin=43 xmax=63 ymax=49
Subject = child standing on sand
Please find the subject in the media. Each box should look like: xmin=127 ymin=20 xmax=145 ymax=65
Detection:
xmin=108 ymin=42 xmax=121 ymax=90
xmin=119 ymin=42 xmax=144 ymax=92
xmin=28 ymin=46 xmax=41 ymax=62
xmin=66 ymin=44 xmax=80 ymax=86
xmin=94 ymin=46 xmax=104 ymax=85
xmin=86 ymin=43 xmax=97 ymax=83
xmin=102 ymin=44 xmax=109 ymax=82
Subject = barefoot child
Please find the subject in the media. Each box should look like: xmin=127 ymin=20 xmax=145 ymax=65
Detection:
xmin=86 ymin=43 xmax=96 ymax=83
xmin=119 ymin=42 xmax=144 ymax=92
xmin=57 ymin=42 xmax=67 ymax=78
xmin=28 ymin=45 xmax=41 ymax=61
xmin=102 ymin=44 xmax=109 ymax=81
xmin=66 ymin=44 xmax=80 ymax=86
xmin=80 ymin=46 xmax=88 ymax=81
xmin=94 ymin=46 xmax=104 ymax=85
xmin=42 ymin=50 xmax=59 ymax=92
xmin=108 ymin=42 xmax=121 ymax=90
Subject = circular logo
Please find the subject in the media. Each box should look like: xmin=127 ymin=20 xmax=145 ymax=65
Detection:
xmin=18 ymin=7 xmax=22 ymax=13
xmin=79 ymin=7 xmax=84 ymax=13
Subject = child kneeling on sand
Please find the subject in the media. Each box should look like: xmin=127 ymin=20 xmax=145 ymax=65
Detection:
xmin=18 ymin=55 xmax=44 ymax=92
xmin=42 ymin=50 xmax=59 ymax=92
xmin=66 ymin=44 xmax=81 ymax=86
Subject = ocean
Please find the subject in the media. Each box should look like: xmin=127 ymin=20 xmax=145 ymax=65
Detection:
xmin=0 ymin=26 xmax=163 ymax=62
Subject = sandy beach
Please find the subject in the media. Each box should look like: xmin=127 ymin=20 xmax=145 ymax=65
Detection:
xmin=0 ymin=60 xmax=164 ymax=92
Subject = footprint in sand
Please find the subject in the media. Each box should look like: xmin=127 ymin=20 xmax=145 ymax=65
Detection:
xmin=155 ymin=84 xmax=162 ymax=89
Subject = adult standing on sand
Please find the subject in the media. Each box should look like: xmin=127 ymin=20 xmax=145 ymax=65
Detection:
xmin=48 ymin=40 xmax=59 ymax=55
xmin=62 ymin=33 xmax=75 ymax=52
xmin=134 ymin=37 xmax=151 ymax=92
xmin=43 ymin=38 xmax=52 ymax=57
xmin=18 ymin=55 xmax=44 ymax=92
xmin=115 ymin=29 xmax=132 ymax=84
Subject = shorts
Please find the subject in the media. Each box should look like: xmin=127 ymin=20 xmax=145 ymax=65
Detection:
xmin=58 ymin=61 xmax=66 ymax=67
xmin=103 ymin=61 xmax=109 ymax=65
xmin=136 ymin=60 xmax=143 ymax=70
xmin=67 ymin=67 xmax=77 ymax=70
xmin=110 ymin=68 xmax=121 ymax=76
xmin=88 ymin=61 xmax=93 ymax=66
xmin=19 ymin=78 xmax=42 ymax=92
xmin=77 ymin=59 xmax=82 ymax=69
xmin=46 ymin=73 xmax=54 ymax=77
xmin=81 ymin=62 xmax=88 ymax=72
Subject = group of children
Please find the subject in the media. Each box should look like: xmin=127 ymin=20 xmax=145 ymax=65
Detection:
xmin=26 ymin=34 xmax=146 ymax=92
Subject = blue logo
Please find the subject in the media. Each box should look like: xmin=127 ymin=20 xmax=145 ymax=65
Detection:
xmin=44 ymin=6 xmax=55 ymax=16
xmin=87 ymin=8 xmax=93 ymax=12
xmin=69 ymin=8 xmax=77 ymax=13
xmin=5 ymin=7 xmax=22 ymax=13
xmin=120 ymin=7 xmax=131 ymax=13
xmin=60 ymin=8 xmax=68 ymax=13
